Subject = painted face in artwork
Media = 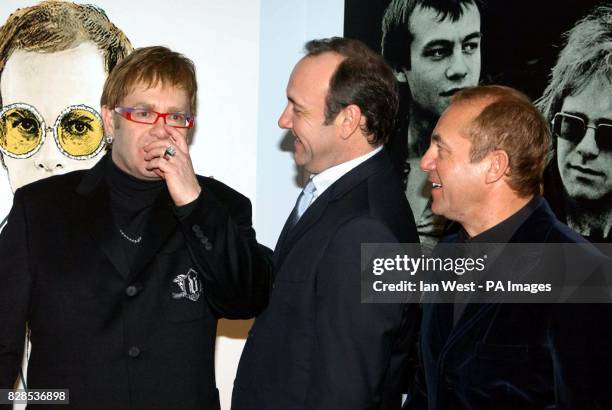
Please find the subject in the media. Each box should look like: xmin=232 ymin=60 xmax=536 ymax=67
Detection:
xmin=404 ymin=3 xmax=481 ymax=117
xmin=0 ymin=41 xmax=107 ymax=192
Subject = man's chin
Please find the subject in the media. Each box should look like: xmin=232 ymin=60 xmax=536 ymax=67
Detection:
xmin=140 ymin=170 xmax=163 ymax=181
xmin=124 ymin=165 xmax=162 ymax=181
xmin=566 ymin=189 xmax=612 ymax=207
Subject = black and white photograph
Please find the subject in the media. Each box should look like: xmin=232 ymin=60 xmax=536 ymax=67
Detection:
xmin=345 ymin=0 xmax=611 ymax=244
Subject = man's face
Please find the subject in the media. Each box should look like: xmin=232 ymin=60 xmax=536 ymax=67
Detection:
xmin=278 ymin=52 xmax=345 ymax=174
xmin=102 ymin=82 xmax=190 ymax=180
xmin=420 ymin=102 xmax=489 ymax=225
xmin=0 ymin=42 xmax=107 ymax=192
xmin=404 ymin=3 xmax=481 ymax=116
xmin=557 ymin=76 xmax=612 ymax=202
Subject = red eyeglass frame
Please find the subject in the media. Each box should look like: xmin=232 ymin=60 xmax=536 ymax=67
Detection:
xmin=114 ymin=107 xmax=195 ymax=129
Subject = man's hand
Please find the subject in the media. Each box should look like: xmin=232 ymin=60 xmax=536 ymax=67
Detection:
xmin=143 ymin=125 xmax=201 ymax=206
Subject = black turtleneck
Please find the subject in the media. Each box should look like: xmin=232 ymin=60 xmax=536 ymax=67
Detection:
xmin=105 ymin=157 xmax=164 ymax=268
xmin=457 ymin=196 xmax=540 ymax=244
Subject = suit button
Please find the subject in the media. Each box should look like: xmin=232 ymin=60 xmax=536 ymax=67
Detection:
xmin=205 ymin=242 xmax=213 ymax=251
xmin=196 ymin=231 xmax=204 ymax=239
xmin=192 ymin=225 xmax=202 ymax=233
xmin=128 ymin=346 xmax=140 ymax=358
xmin=125 ymin=286 xmax=138 ymax=297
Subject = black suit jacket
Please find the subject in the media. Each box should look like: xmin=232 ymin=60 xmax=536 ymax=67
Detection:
xmin=0 ymin=156 xmax=271 ymax=409
xmin=232 ymin=149 xmax=420 ymax=410
xmin=405 ymin=197 xmax=612 ymax=410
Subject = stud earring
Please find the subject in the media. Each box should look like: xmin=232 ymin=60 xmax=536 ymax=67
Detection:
xmin=105 ymin=135 xmax=114 ymax=144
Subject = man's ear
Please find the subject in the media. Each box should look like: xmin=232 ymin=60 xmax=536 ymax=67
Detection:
xmin=485 ymin=150 xmax=510 ymax=184
xmin=336 ymin=104 xmax=362 ymax=140
xmin=101 ymin=105 xmax=116 ymax=136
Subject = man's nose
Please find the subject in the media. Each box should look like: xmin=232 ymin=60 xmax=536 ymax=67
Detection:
xmin=278 ymin=105 xmax=292 ymax=129
xmin=150 ymin=116 xmax=170 ymax=139
xmin=420 ymin=145 xmax=436 ymax=172
xmin=445 ymin=51 xmax=469 ymax=81
xmin=34 ymin=131 xmax=66 ymax=172
xmin=575 ymin=127 xmax=600 ymax=158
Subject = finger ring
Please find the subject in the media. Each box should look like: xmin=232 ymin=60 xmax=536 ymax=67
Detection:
xmin=164 ymin=145 xmax=176 ymax=158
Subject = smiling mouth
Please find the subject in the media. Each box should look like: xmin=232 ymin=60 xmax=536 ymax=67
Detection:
xmin=568 ymin=164 xmax=604 ymax=177
xmin=432 ymin=182 xmax=442 ymax=189
xmin=439 ymin=88 xmax=463 ymax=97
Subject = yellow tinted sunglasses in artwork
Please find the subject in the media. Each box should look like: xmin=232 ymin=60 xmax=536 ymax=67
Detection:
xmin=0 ymin=103 xmax=105 ymax=160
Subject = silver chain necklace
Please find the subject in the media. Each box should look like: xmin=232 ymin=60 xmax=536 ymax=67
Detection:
xmin=119 ymin=228 xmax=142 ymax=244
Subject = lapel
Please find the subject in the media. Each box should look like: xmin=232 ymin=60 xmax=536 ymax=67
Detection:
xmin=76 ymin=154 xmax=179 ymax=279
xmin=441 ymin=303 xmax=496 ymax=351
xmin=274 ymin=150 xmax=389 ymax=269
xmin=76 ymin=155 xmax=129 ymax=277
xmin=439 ymin=198 xmax=555 ymax=350
xmin=274 ymin=188 xmax=331 ymax=268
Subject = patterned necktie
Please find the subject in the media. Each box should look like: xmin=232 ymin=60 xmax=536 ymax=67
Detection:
xmin=288 ymin=178 xmax=317 ymax=229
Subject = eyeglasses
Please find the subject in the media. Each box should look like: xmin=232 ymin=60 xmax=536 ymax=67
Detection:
xmin=0 ymin=103 xmax=105 ymax=160
xmin=114 ymin=107 xmax=194 ymax=129
xmin=552 ymin=112 xmax=612 ymax=151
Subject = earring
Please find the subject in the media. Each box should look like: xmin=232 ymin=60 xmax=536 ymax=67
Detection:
xmin=105 ymin=135 xmax=114 ymax=144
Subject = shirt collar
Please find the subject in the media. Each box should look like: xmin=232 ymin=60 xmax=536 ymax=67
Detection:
xmin=310 ymin=146 xmax=382 ymax=200
xmin=460 ymin=196 xmax=541 ymax=243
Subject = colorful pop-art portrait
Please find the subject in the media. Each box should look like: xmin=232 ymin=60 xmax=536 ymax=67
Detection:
xmin=0 ymin=1 xmax=132 ymax=198
xmin=0 ymin=3 xmax=131 ymax=408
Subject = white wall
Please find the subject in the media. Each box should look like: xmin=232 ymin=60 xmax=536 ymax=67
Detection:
xmin=0 ymin=1 xmax=344 ymax=409
xmin=256 ymin=0 xmax=345 ymax=248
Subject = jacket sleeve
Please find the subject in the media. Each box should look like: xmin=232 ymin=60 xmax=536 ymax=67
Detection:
xmin=0 ymin=189 xmax=31 ymax=392
xmin=177 ymin=185 xmax=272 ymax=319
xmin=303 ymin=216 xmax=418 ymax=410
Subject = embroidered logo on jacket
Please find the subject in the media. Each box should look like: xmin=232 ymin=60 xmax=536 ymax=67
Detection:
xmin=172 ymin=268 xmax=202 ymax=302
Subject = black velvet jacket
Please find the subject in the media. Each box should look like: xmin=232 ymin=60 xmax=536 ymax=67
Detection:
xmin=0 ymin=155 xmax=272 ymax=410
xmin=405 ymin=197 xmax=612 ymax=410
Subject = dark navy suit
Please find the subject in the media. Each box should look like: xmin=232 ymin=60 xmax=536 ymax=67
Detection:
xmin=233 ymin=149 xmax=420 ymax=410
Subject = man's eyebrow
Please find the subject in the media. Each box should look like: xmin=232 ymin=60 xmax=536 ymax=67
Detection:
xmin=432 ymin=133 xmax=451 ymax=149
xmin=167 ymin=106 xmax=188 ymax=113
xmin=564 ymin=110 xmax=612 ymax=124
xmin=423 ymin=39 xmax=453 ymax=50
xmin=563 ymin=110 xmax=588 ymax=122
xmin=288 ymin=96 xmax=305 ymax=110
xmin=131 ymin=102 xmax=154 ymax=109
xmin=422 ymin=32 xmax=481 ymax=50
xmin=130 ymin=102 xmax=187 ymax=113
xmin=463 ymin=32 xmax=481 ymax=42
